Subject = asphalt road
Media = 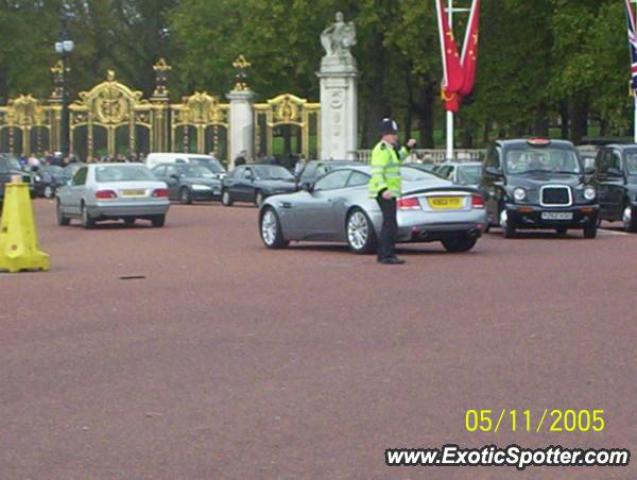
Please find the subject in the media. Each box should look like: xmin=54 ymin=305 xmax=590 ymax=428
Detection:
xmin=1 ymin=199 xmax=635 ymax=480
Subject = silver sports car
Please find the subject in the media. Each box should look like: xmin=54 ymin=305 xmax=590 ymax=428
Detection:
xmin=56 ymin=163 xmax=170 ymax=228
xmin=259 ymin=165 xmax=487 ymax=253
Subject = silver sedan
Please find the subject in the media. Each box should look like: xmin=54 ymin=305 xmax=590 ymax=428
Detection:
xmin=56 ymin=163 xmax=170 ymax=228
xmin=259 ymin=165 xmax=487 ymax=253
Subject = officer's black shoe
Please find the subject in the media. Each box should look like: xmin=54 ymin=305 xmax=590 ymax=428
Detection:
xmin=378 ymin=256 xmax=405 ymax=265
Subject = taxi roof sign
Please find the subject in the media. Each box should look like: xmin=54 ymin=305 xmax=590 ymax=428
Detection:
xmin=527 ymin=138 xmax=551 ymax=147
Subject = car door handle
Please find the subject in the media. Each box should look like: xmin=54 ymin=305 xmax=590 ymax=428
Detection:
xmin=280 ymin=202 xmax=293 ymax=208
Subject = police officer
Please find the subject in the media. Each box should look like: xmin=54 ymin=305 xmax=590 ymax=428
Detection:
xmin=369 ymin=118 xmax=416 ymax=265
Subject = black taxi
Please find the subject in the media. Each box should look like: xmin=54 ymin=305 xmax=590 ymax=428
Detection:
xmin=591 ymin=143 xmax=637 ymax=232
xmin=480 ymin=138 xmax=599 ymax=238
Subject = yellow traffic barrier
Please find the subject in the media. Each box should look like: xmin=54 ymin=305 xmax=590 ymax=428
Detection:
xmin=0 ymin=179 xmax=50 ymax=273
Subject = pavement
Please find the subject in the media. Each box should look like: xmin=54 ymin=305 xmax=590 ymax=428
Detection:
xmin=1 ymin=199 xmax=635 ymax=480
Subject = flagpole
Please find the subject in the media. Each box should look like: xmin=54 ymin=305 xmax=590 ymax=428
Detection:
xmin=446 ymin=0 xmax=454 ymax=161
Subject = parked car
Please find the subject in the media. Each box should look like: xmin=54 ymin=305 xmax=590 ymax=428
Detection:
xmin=403 ymin=162 xmax=437 ymax=173
xmin=591 ymin=143 xmax=637 ymax=231
xmin=0 ymin=154 xmax=34 ymax=206
xmin=259 ymin=165 xmax=487 ymax=253
xmin=33 ymin=165 xmax=67 ymax=198
xmin=62 ymin=163 xmax=85 ymax=183
xmin=480 ymin=138 xmax=599 ymax=238
xmin=296 ymin=160 xmax=359 ymax=187
xmin=146 ymin=152 xmax=226 ymax=179
xmin=151 ymin=163 xmax=222 ymax=204
xmin=221 ymin=164 xmax=297 ymax=206
xmin=434 ymin=162 xmax=483 ymax=187
xmin=56 ymin=163 xmax=170 ymax=228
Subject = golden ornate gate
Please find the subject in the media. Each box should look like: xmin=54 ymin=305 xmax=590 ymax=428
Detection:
xmin=0 ymin=95 xmax=56 ymax=156
xmin=254 ymin=93 xmax=320 ymax=160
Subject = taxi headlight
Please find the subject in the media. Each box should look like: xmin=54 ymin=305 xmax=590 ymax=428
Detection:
xmin=584 ymin=186 xmax=596 ymax=201
xmin=513 ymin=187 xmax=527 ymax=202
xmin=191 ymin=184 xmax=212 ymax=191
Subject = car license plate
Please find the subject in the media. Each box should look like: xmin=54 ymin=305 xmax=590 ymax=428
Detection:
xmin=121 ymin=189 xmax=146 ymax=197
xmin=541 ymin=211 xmax=573 ymax=221
xmin=427 ymin=196 xmax=464 ymax=210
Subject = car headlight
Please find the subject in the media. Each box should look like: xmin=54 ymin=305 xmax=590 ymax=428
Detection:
xmin=35 ymin=175 xmax=42 ymax=182
xmin=191 ymin=184 xmax=212 ymax=191
xmin=513 ymin=187 xmax=526 ymax=202
xmin=584 ymin=186 xmax=596 ymax=201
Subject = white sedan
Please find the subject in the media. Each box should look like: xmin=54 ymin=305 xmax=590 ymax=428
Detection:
xmin=56 ymin=163 xmax=170 ymax=228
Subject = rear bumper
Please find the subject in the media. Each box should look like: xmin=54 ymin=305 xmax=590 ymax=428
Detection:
xmin=89 ymin=201 xmax=170 ymax=218
xmin=505 ymin=203 xmax=598 ymax=229
xmin=396 ymin=209 xmax=488 ymax=242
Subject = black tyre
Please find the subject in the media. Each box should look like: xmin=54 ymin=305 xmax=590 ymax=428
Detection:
xmin=124 ymin=217 xmax=136 ymax=226
xmin=179 ymin=187 xmax=192 ymax=205
xmin=81 ymin=203 xmax=95 ymax=229
xmin=442 ymin=234 xmax=478 ymax=253
xmin=260 ymin=207 xmax=289 ymax=249
xmin=583 ymin=224 xmax=597 ymax=239
xmin=622 ymin=204 xmax=637 ymax=232
xmin=151 ymin=215 xmax=166 ymax=228
xmin=499 ymin=208 xmax=516 ymax=238
xmin=56 ymin=201 xmax=70 ymax=226
xmin=221 ymin=189 xmax=233 ymax=206
xmin=345 ymin=208 xmax=377 ymax=254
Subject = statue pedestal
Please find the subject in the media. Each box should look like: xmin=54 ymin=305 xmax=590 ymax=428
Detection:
xmin=317 ymin=58 xmax=358 ymax=160
xmin=226 ymin=89 xmax=255 ymax=168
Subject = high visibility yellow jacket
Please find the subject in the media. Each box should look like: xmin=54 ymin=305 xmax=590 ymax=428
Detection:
xmin=368 ymin=140 xmax=409 ymax=198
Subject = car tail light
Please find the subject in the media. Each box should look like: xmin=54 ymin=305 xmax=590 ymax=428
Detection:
xmin=471 ymin=194 xmax=485 ymax=209
xmin=95 ymin=189 xmax=117 ymax=199
xmin=152 ymin=188 xmax=169 ymax=198
xmin=397 ymin=197 xmax=420 ymax=210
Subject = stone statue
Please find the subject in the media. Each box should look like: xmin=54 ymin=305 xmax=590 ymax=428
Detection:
xmin=321 ymin=12 xmax=356 ymax=60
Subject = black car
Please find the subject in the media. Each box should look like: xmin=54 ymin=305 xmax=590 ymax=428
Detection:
xmin=151 ymin=163 xmax=222 ymax=204
xmin=591 ymin=144 xmax=637 ymax=231
xmin=186 ymin=156 xmax=227 ymax=179
xmin=221 ymin=164 xmax=297 ymax=206
xmin=480 ymin=138 xmax=599 ymax=238
xmin=296 ymin=160 xmax=359 ymax=188
xmin=0 ymin=155 xmax=34 ymax=206
xmin=33 ymin=165 xmax=67 ymax=198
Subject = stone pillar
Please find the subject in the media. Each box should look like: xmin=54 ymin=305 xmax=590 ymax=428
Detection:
xmin=226 ymin=89 xmax=254 ymax=169
xmin=318 ymin=63 xmax=357 ymax=160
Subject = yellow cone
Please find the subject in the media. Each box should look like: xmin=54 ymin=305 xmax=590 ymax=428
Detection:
xmin=0 ymin=181 xmax=50 ymax=273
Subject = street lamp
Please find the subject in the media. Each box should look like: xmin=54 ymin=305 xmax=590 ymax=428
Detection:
xmin=54 ymin=20 xmax=74 ymax=158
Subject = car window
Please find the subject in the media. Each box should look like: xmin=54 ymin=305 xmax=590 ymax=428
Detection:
xmin=253 ymin=165 xmax=294 ymax=180
xmin=242 ymin=168 xmax=254 ymax=179
xmin=165 ymin=165 xmax=177 ymax=177
xmin=457 ymin=165 xmax=481 ymax=184
xmin=347 ymin=171 xmax=370 ymax=187
xmin=314 ymin=170 xmax=351 ymax=191
xmin=625 ymin=150 xmax=637 ymax=174
xmin=505 ymin=148 xmax=581 ymax=174
xmin=300 ymin=164 xmax=317 ymax=181
xmin=153 ymin=166 xmax=165 ymax=177
xmin=95 ymin=165 xmax=155 ymax=183
xmin=72 ymin=167 xmax=88 ymax=186
xmin=401 ymin=166 xmax=441 ymax=182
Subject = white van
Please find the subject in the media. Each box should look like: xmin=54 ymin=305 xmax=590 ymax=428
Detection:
xmin=145 ymin=153 xmax=226 ymax=178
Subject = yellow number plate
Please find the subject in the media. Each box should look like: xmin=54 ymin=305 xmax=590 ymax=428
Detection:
xmin=427 ymin=196 xmax=464 ymax=210
xmin=121 ymin=189 xmax=146 ymax=197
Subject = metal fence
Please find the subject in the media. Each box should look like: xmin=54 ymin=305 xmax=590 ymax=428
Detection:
xmin=349 ymin=149 xmax=485 ymax=164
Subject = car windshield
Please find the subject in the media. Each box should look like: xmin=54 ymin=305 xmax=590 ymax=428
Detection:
xmin=401 ymin=166 xmax=441 ymax=182
xmin=505 ymin=148 xmax=581 ymax=174
xmin=253 ymin=165 xmax=294 ymax=180
xmin=0 ymin=156 xmax=21 ymax=173
xmin=457 ymin=165 xmax=481 ymax=184
xmin=625 ymin=151 xmax=637 ymax=174
xmin=95 ymin=165 xmax=156 ymax=183
xmin=179 ymin=164 xmax=215 ymax=178
xmin=189 ymin=157 xmax=224 ymax=173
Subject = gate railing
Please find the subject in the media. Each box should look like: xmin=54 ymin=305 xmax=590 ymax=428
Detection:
xmin=350 ymin=149 xmax=485 ymax=164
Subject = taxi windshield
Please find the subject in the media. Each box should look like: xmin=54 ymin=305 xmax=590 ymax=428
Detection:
xmin=505 ymin=148 xmax=581 ymax=175
xmin=625 ymin=151 xmax=637 ymax=174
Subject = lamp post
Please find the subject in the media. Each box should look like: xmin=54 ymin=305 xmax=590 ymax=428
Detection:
xmin=54 ymin=17 xmax=74 ymax=158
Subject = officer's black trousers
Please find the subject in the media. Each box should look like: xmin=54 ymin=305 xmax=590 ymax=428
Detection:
xmin=376 ymin=195 xmax=398 ymax=260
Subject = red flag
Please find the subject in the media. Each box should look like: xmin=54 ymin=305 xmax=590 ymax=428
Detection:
xmin=460 ymin=0 xmax=480 ymax=96
xmin=436 ymin=0 xmax=464 ymax=95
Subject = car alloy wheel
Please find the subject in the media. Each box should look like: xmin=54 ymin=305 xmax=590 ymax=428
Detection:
xmin=347 ymin=211 xmax=369 ymax=251
xmin=622 ymin=205 xmax=637 ymax=232
xmin=221 ymin=190 xmax=233 ymax=206
xmin=260 ymin=208 xmax=288 ymax=249
xmin=255 ymin=191 xmax=264 ymax=207
xmin=44 ymin=185 xmax=54 ymax=198
xmin=180 ymin=187 xmax=192 ymax=205
xmin=500 ymin=209 xmax=516 ymax=238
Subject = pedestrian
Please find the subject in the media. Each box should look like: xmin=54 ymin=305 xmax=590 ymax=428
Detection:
xmin=234 ymin=150 xmax=247 ymax=167
xmin=369 ymin=118 xmax=416 ymax=265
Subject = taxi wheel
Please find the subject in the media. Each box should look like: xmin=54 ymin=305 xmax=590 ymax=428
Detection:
xmin=583 ymin=225 xmax=597 ymax=239
xmin=81 ymin=203 xmax=95 ymax=229
xmin=56 ymin=200 xmax=70 ymax=226
xmin=622 ymin=205 xmax=637 ymax=232
xmin=221 ymin=189 xmax=233 ymax=207
xmin=151 ymin=215 xmax=166 ymax=228
xmin=260 ymin=207 xmax=288 ymax=249
xmin=346 ymin=208 xmax=377 ymax=254
xmin=499 ymin=209 xmax=516 ymax=238
xmin=442 ymin=234 xmax=477 ymax=253
xmin=179 ymin=187 xmax=192 ymax=205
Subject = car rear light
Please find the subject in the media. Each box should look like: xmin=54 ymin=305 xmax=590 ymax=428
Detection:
xmin=152 ymin=188 xmax=169 ymax=198
xmin=471 ymin=194 xmax=485 ymax=209
xmin=95 ymin=189 xmax=117 ymax=199
xmin=397 ymin=197 xmax=420 ymax=210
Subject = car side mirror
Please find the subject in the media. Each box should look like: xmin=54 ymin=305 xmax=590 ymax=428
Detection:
xmin=607 ymin=167 xmax=624 ymax=178
xmin=66 ymin=179 xmax=73 ymax=186
xmin=301 ymin=182 xmax=314 ymax=193
xmin=485 ymin=166 xmax=503 ymax=177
